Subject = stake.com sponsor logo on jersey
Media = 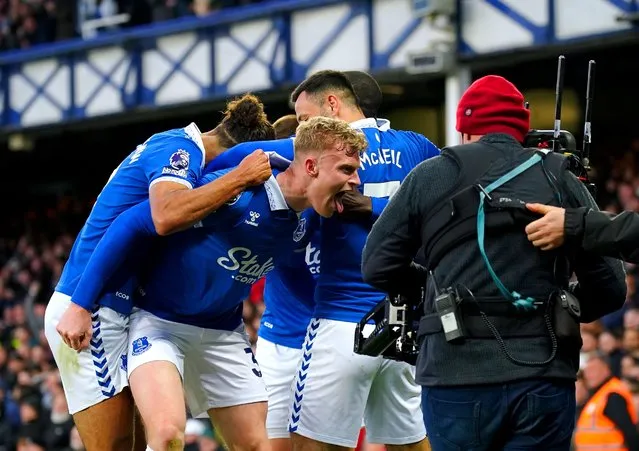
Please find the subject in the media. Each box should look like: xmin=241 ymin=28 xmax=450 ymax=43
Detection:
xmin=217 ymin=247 xmax=275 ymax=284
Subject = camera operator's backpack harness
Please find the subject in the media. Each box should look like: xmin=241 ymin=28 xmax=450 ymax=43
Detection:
xmin=475 ymin=148 xmax=559 ymax=366
xmin=477 ymin=150 xmax=548 ymax=309
xmin=417 ymin=143 xmax=572 ymax=366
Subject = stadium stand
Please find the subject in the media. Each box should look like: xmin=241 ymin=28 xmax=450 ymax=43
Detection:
xmin=0 ymin=0 xmax=274 ymax=51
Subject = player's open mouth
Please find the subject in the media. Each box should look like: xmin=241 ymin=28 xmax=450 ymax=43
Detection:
xmin=334 ymin=191 xmax=346 ymax=214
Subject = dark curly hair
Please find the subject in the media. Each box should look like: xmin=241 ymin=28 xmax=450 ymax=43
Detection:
xmin=212 ymin=94 xmax=275 ymax=148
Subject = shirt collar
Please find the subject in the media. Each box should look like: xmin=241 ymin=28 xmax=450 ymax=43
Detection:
xmin=350 ymin=117 xmax=379 ymax=130
xmin=376 ymin=118 xmax=391 ymax=131
xmin=184 ymin=122 xmax=206 ymax=169
xmin=349 ymin=117 xmax=391 ymax=131
xmin=263 ymin=175 xmax=289 ymax=211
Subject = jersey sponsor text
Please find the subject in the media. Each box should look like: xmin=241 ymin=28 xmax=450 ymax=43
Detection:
xmin=305 ymin=243 xmax=320 ymax=275
xmin=217 ymin=247 xmax=275 ymax=284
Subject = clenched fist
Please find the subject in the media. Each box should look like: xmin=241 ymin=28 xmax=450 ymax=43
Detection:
xmin=236 ymin=150 xmax=272 ymax=187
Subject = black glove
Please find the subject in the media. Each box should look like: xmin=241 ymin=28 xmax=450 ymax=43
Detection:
xmin=337 ymin=190 xmax=372 ymax=220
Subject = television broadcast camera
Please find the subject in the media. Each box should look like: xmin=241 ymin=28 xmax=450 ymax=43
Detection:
xmin=354 ymin=55 xmax=597 ymax=364
xmin=353 ymin=292 xmax=423 ymax=365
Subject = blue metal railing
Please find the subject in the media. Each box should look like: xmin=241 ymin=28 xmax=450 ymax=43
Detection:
xmin=1 ymin=0 xmax=391 ymax=130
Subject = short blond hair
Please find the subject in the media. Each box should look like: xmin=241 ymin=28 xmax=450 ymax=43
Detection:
xmin=294 ymin=116 xmax=368 ymax=158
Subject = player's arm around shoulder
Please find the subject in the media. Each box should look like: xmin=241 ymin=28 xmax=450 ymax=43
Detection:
xmin=147 ymin=139 xmax=272 ymax=236
xmin=205 ymin=138 xmax=295 ymax=172
xmin=196 ymin=168 xmax=258 ymax=228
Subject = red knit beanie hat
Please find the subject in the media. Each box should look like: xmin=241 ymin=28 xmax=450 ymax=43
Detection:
xmin=456 ymin=75 xmax=530 ymax=143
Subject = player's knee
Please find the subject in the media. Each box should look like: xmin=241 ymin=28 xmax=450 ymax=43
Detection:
xmin=150 ymin=422 xmax=185 ymax=450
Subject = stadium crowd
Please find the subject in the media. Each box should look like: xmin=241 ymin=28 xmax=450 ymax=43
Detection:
xmin=0 ymin=0 xmax=275 ymax=51
xmin=0 ymin=195 xmax=233 ymax=450
xmin=574 ymin=143 xmax=639 ymax=417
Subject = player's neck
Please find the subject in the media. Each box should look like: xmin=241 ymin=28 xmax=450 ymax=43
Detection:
xmin=339 ymin=108 xmax=366 ymax=124
xmin=275 ymin=166 xmax=311 ymax=212
xmin=200 ymin=134 xmax=224 ymax=163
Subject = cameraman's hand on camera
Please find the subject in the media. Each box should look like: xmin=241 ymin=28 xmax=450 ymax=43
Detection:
xmin=525 ymin=203 xmax=566 ymax=250
xmin=337 ymin=189 xmax=372 ymax=220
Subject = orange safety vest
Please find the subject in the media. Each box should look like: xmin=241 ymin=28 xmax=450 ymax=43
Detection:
xmin=575 ymin=377 xmax=639 ymax=451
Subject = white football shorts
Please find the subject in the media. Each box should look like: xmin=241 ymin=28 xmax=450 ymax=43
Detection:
xmin=127 ymin=308 xmax=268 ymax=418
xmin=44 ymin=291 xmax=130 ymax=415
xmin=288 ymin=318 xmax=426 ymax=447
xmin=256 ymin=337 xmax=303 ymax=439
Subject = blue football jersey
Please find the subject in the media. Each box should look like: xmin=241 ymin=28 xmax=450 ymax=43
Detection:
xmin=259 ymin=214 xmax=320 ymax=349
xmin=314 ymin=118 xmax=440 ymax=322
xmin=56 ymin=124 xmax=206 ymax=314
xmin=135 ymin=169 xmax=307 ymax=330
xmin=206 ymin=138 xmax=322 ymax=346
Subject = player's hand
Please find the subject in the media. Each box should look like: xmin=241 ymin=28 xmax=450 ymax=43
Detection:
xmin=525 ymin=203 xmax=566 ymax=251
xmin=236 ymin=150 xmax=272 ymax=186
xmin=337 ymin=190 xmax=372 ymax=220
xmin=57 ymin=302 xmax=93 ymax=352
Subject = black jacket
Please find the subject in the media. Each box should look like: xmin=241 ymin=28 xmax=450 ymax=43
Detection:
xmin=567 ymin=207 xmax=639 ymax=263
xmin=362 ymin=134 xmax=626 ymax=386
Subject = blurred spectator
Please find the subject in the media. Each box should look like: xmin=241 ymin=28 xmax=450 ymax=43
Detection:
xmin=149 ymin=0 xmax=191 ymax=22
xmin=54 ymin=0 xmax=77 ymax=40
xmin=0 ymin=0 xmax=269 ymax=52
xmin=0 ymin=0 xmax=57 ymax=51
xmin=576 ymin=352 xmax=639 ymax=449
xmin=599 ymin=329 xmax=624 ymax=377
xmin=580 ymin=327 xmax=599 ymax=369
xmin=60 ymin=426 xmax=85 ymax=451
xmin=44 ymin=394 xmax=74 ymax=449
xmin=601 ymin=265 xmax=639 ymax=331
xmin=0 ymin=195 xmax=90 ymax=451
xmin=573 ymin=151 xmax=639 ymax=443
xmin=576 ymin=371 xmax=588 ymax=416
xmin=179 ymin=418 xmax=222 ymax=451
xmin=624 ymin=327 xmax=639 ymax=357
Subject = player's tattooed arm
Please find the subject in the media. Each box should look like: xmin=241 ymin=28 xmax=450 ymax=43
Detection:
xmin=150 ymin=149 xmax=272 ymax=235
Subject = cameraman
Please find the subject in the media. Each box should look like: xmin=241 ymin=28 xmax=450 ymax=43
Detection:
xmin=526 ymin=204 xmax=639 ymax=263
xmin=361 ymin=75 xmax=627 ymax=450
